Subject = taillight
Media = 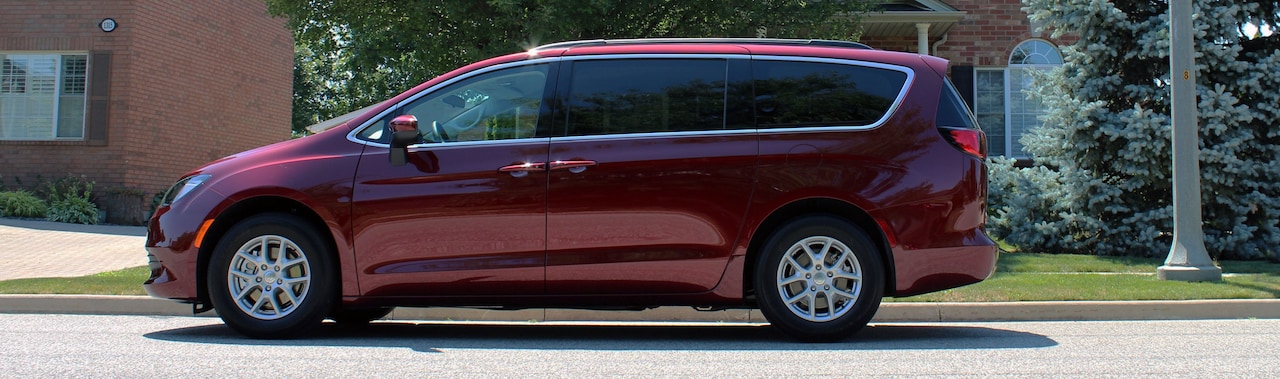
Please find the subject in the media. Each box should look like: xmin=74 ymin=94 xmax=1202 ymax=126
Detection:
xmin=942 ymin=127 xmax=987 ymax=159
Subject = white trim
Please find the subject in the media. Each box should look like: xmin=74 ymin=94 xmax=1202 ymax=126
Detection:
xmin=1009 ymin=39 xmax=1063 ymax=66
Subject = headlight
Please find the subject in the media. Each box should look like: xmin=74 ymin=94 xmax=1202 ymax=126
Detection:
xmin=161 ymin=174 xmax=211 ymax=206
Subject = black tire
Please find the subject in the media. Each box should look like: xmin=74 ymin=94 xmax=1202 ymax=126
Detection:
xmin=207 ymin=213 xmax=336 ymax=339
xmin=328 ymin=307 xmax=394 ymax=325
xmin=754 ymin=215 xmax=884 ymax=342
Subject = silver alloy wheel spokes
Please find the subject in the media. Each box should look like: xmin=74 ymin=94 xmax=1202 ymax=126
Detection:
xmin=226 ymin=235 xmax=312 ymax=320
xmin=775 ymin=236 xmax=863 ymax=322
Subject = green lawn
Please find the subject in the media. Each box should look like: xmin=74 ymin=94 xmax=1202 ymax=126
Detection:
xmin=2 ymin=253 xmax=1278 ymax=301
xmin=891 ymin=253 xmax=1280 ymax=302
xmin=0 ymin=266 xmax=150 ymax=296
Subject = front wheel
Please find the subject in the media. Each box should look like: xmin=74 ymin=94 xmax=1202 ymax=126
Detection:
xmin=207 ymin=213 xmax=335 ymax=339
xmin=754 ymin=215 xmax=884 ymax=342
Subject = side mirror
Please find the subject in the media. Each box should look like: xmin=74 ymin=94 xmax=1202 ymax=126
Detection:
xmin=389 ymin=115 xmax=419 ymax=166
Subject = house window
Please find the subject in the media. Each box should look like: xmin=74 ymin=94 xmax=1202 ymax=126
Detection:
xmin=974 ymin=40 xmax=1062 ymax=158
xmin=0 ymin=53 xmax=88 ymax=140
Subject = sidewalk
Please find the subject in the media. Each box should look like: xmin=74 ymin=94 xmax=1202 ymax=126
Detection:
xmin=0 ymin=218 xmax=147 ymax=281
xmin=1 ymin=217 xmax=1278 ymax=323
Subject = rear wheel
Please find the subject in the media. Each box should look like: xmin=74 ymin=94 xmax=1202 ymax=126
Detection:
xmin=754 ymin=215 xmax=884 ymax=342
xmin=207 ymin=213 xmax=335 ymax=339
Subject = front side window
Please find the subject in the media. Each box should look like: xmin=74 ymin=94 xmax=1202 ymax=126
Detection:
xmin=358 ymin=64 xmax=550 ymax=143
xmin=564 ymin=59 xmax=728 ymax=136
xmin=0 ymin=53 xmax=88 ymax=140
xmin=753 ymin=60 xmax=907 ymax=128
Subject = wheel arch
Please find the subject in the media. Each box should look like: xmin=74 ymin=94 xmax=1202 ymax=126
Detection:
xmin=743 ymin=198 xmax=897 ymax=301
xmin=194 ymin=196 xmax=338 ymax=304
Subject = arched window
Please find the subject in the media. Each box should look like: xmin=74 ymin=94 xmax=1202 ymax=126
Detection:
xmin=1009 ymin=40 xmax=1063 ymax=65
xmin=973 ymin=40 xmax=1063 ymax=158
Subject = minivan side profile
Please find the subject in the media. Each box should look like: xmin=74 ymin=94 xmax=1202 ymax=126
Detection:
xmin=144 ymin=38 xmax=997 ymax=342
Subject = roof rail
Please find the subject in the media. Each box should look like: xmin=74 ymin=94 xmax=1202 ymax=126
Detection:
xmin=532 ymin=38 xmax=873 ymax=51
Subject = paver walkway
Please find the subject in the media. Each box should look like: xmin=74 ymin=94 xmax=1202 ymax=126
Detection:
xmin=0 ymin=218 xmax=147 ymax=281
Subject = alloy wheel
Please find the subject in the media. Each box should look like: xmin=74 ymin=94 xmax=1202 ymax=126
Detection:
xmin=774 ymin=236 xmax=863 ymax=322
xmin=225 ymin=235 xmax=312 ymax=320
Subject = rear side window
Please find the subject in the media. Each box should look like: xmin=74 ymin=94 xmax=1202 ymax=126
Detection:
xmin=565 ymin=59 xmax=727 ymax=136
xmin=753 ymin=60 xmax=907 ymax=128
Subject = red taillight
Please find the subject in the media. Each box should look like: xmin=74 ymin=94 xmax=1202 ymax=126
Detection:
xmin=944 ymin=128 xmax=987 ymax=159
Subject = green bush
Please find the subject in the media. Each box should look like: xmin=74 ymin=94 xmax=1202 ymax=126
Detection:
xmin=0 ymin=191 xmax=48 ymax=218
xmin=43 ymin=175 xmax=99 ymax=225
xmin=47 ymin=197 xmax=99 ymax=224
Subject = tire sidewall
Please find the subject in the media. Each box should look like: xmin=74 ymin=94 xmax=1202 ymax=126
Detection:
xmin=755 ymin=215 xmax=884 ymax=342
xmin=207 ymin=213 xmax=335 ymax=339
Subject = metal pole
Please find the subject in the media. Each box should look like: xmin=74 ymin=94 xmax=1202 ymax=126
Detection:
xmin=1157 ymin=0 xmax=1222 ymax=281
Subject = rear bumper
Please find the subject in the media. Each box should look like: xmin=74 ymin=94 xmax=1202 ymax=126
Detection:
xmin=891 ymin=243 xmax=999 ymax=297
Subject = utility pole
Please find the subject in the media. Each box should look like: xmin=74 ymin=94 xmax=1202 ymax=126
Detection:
xmin=1157 ymin=0 xmax=1222 ymax=282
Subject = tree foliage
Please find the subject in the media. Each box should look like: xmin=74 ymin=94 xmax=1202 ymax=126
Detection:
xmin=266 ymin=0 xmax=878 ymax=133
xmin=990 ymin=0 xmax=1280 ymax=260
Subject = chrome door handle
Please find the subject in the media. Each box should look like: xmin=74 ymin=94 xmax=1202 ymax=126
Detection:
xmin=549 ymin=160 xmax=597 ymax=174
xmin=499 ymin=162 xmax=547 ymax=177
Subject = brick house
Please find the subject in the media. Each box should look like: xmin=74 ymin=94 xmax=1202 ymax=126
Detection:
xmin=860 ymin=0 xmax=1077 ymax=159
xmin=0 ymin=1 xmax=293 ymax=224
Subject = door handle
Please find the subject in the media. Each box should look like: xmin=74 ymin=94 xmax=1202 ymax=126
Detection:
xmin=549 ymin=160 xmax=597 ymax=174
xmin=498 ymin=162 xmax=547 ymax=177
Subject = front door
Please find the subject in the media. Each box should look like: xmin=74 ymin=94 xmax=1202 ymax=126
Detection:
xmin=349 ymin=63 xmax=554 ymax=297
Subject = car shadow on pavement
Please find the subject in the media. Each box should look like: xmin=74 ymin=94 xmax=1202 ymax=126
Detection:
xmin=144 ymin=321 xmax=1057 ymax=353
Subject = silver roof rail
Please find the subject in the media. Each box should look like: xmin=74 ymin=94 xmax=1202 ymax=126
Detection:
xmin=532 ymin=38 xmax=873 ymax=51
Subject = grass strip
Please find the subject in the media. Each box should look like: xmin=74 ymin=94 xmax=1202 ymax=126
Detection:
xmin=890 ymin=272 xmax=1280 ymax=302
xmin=0 ymin=266 xmax=149 ymax=296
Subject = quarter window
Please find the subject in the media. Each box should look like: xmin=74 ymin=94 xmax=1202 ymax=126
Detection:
xmin=564 ymin=59 xmax=728 ymax=136
xmin=753 ymin=60 xmax=906 ymax=128
xmin=0 ymin=53 xmax=88 ymax=140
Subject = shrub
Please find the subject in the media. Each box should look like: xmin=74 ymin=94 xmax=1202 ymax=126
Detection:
xmin=43 ymin=175 xmax=99 ymax=225
xmin=47 ymin=197 xmax=99 ymax=224
xmin=0 ymin=191 xmax=48 ymax=218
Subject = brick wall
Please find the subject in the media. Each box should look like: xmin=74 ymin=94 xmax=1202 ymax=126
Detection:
xmin=0 ymin=0 xmax=292 ymax=224
xmin=860 ymin=1 xmax=1077 ymax=67
xmin=0 ymin=1 xmax=136 ymax=206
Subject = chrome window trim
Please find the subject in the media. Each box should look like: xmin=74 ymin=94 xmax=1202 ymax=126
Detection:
xmin=348 ymin=53 xmax=915 ymax=148
xmin=551 ymin=129 xmax=757 ymax=143
xmin=404 ymin=138 xmax=552 ymax=152
xmin=346 ymin=57 xmax=562 ymax=147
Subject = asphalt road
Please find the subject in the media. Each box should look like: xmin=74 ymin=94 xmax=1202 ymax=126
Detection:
xmin=1 ymin=314 xmax=1274 ymax=377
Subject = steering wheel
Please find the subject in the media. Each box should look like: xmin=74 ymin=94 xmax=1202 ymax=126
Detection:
xmin=430 ymin=121 xmax=451 ymax=142
xmin=448 ymin=103 xmax=487 ymax=131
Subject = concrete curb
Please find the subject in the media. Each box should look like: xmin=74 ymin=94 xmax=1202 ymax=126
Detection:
xmin=2 ymin=295 xmax=1277 ymax=323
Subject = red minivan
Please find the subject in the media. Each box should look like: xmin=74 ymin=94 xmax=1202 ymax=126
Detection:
xmin=144 ymin=38 xmax=997 ymax=341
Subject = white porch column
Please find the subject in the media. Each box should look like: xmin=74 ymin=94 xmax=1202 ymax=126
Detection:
xmin=915 ymin=23 xmax=930 ymax=55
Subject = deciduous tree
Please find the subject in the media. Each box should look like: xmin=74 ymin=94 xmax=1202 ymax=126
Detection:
xmin=266 ymin=0 xmax=877 ymax=133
